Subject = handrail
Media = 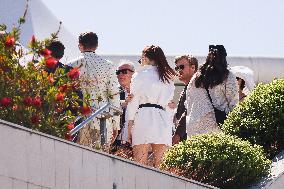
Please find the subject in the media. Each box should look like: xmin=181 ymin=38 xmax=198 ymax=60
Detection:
xmin=69 ymin=102 xmax=122 ymax=136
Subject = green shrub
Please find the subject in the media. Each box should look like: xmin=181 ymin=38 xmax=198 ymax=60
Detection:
xmin=161 ymin=133 xmax=271 ymax=189
xmin=221 ymin=79 xmax=284 ymax=159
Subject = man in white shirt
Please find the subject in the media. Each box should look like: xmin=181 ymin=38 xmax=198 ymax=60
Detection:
xmin=68 ymin=31 xmax=120 ymax=149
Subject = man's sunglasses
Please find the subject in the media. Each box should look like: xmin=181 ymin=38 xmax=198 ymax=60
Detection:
xmin=116 ymin=69 xmax=134 ymax=75
xmin=174 ymin=65 xmax=185 ymax=71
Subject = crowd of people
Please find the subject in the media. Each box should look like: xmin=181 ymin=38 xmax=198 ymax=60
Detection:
xmin=48 ymin=31 xmax=256 ymax=168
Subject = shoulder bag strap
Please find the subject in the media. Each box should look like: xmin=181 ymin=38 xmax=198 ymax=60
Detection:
xmin=205 ymin=87 xmax=216 ymax=108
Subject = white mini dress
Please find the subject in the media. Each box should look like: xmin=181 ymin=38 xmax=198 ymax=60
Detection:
xmin=127 ymin=65 xmax=175 ymax=146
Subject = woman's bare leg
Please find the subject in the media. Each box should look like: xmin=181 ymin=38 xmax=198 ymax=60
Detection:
xmin=133 ymin=144 xmax=150 ymax=165
xmin=151 ymin=144 xmax=169 ymax=168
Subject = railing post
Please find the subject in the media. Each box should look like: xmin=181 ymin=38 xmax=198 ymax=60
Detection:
xmin=99 ymin=118 xmax=107 ymax=146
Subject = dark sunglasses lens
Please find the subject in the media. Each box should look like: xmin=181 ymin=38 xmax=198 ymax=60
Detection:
xmin=175 ymin=65 xmax=184 ymax=71
xmin=138 ymin=59 xmax=141 ymax=64
xmin=116 ymin=69 xmax=129 ymax=75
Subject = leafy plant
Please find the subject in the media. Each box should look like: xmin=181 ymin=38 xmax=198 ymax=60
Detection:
xmin=161 ymin=133 xmax=271 ymax=189
xmin=221 ymin=79 xmax=284 ymax=159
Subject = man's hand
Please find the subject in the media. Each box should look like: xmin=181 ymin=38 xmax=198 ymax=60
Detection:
xmin=168 ymin=100 xmax=176 ymax=109
xmin=125 ymin=93 xmax=134 ymax=103
xmin=120 ymin=94 xmax=134 ymax=108
xmin=172 ymin=134 xmax=180 ymax=145
xmin=120 ymin=100 xmax=128 ymax=108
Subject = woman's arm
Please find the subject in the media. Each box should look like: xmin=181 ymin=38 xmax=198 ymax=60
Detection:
xmin=127 ymin=75 xmax=140 ymax=121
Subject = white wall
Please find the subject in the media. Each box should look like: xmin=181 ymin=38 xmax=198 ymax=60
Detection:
xmin=0 ymin=119 xmax=215 ymax=189
xmin=104 ymin=55 xmax=284 ymax=84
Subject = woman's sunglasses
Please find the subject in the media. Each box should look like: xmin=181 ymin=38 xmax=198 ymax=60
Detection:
xmin=116 ymin=69 xmax=134 ymax=75
xmin=174 ymin=65 xmax=185 ymax=71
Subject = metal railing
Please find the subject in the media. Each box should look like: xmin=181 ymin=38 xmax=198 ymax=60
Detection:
xmin=69 ymin=102 xmax=123 ymax=146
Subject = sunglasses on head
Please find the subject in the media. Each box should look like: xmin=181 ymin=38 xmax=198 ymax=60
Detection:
xmin=174 ymin=65 xmax=185 ymax=71
xmin=209 ymin=45 xmax=223 ymax=51
xmin=209 ymin=45 xmax=227 ymax=57
xmin=116 ymin=69 xmax=134 ymax=75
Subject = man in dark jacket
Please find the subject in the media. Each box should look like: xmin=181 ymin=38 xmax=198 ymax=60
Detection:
xmin=46 ymin=40 xmax=83 ymax=141
xmin=172 ymin=55 xmax=198 ymax=145
xmin=114 ymin=62 xmax=135 ymax=145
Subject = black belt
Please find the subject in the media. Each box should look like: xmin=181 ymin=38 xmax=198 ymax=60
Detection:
xmin=138 ymin=103 xmax=164 ymax=110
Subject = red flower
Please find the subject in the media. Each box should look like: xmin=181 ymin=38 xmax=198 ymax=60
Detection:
xmin=40 ymin=49 xmax=52 ymax=57
xmin=80 ymin=105 xmax=91 ymax=115
xmin=66 ymin=123 xmax=74 ymax=131
xmin=55 ymin=93 xmax=65 ymax=102
xmin=65 ymin=133 xmax=73 ymax=141
xmin=32 ymin=97 xmax=42 ymax=107
xmin=31 ymin=115 xmax=40 ymax=124
xmin=45 ymin=57 xmax=58 ymax=69
xmin=58 ymin=84 xmax=68 ymax=92
xmin=5 ymin=36 xmax=15 ymax=47
xmin=30 ymin=35 xmax=36 ymax=45
xmin=23 ymin=97 xmax=33 ymax=106
xmin=0 ymin=97 xmax=12 ymax=107
xmin=67 ymin=68 xmax=80 ymax=79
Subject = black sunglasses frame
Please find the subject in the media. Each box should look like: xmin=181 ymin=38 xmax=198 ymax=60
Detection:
xmin=209 ymin=45 xmax=224 ymax=51
xmin=175 ymin=65 xmax=185 ymax=71
xmin=116 ymin=69 xmax=134 ymax=75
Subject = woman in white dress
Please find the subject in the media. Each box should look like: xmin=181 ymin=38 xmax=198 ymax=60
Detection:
xmin=127 ymin=45 xmax=175 ymax=167
xmin=186 ymin=45 xmax=239 ymax=137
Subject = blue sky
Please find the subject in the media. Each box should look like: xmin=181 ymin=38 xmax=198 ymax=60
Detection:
xmin=41 ymin=0 xmax=284 ymax=57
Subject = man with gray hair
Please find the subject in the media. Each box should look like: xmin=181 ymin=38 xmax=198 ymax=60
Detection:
xmin=112 ymin=61 xmax=135 ymax=148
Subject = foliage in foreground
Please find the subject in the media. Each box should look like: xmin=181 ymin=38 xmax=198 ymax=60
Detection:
xmin=221 ymin=78 xmax=284 ymax=159
xmin=161 ymin=133 xmax=271 ymax=189
xmin=0 ymin=17 xmax=91 ymax=140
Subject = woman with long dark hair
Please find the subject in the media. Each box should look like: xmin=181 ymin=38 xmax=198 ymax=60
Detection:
xmin=186 ymin=45 xmax=239 ymax=137
xmin=127 ymin=45 xmax=175 ymax=167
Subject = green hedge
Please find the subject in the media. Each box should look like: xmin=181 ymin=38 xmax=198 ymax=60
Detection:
xmin=161 ymin=133 xmax=270 ymax=189
xmin=221 ymin=78 xmax=284 ymax=159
